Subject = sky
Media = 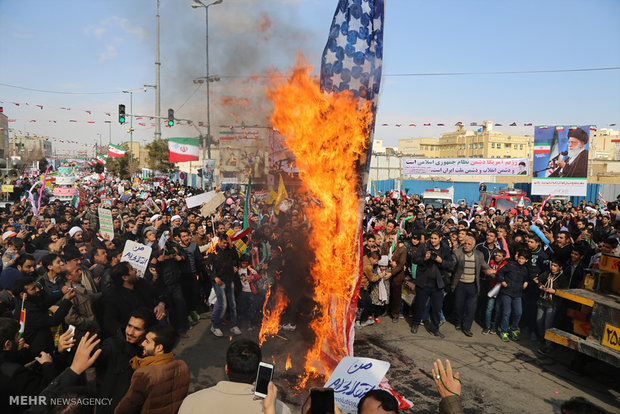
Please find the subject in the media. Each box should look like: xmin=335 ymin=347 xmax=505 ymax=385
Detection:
xmin=1 ymin=0 xmax=619 ymax=158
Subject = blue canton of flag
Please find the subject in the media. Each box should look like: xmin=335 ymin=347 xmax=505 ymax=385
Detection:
xmin=320 ymin=0 xmax=384 ymax=108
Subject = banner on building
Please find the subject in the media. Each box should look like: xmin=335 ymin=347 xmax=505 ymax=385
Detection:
xmin=531 ymin=125 xmax=590 ymax=196
xmin=203 ymin=159 xmax=215 ymax=183
xmin=402 ymin=158 xmax=530 ymax=176
xmin=219 ymin=127 xmax=268 ymax=185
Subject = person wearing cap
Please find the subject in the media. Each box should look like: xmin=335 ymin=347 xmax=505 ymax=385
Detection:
xmin=549 ymin=127 xmax=589 ymax=178
xmin=84 ymin=200 xmax=100 ymax=231
xmin=68 ymin=226 xmax=84 ymax=242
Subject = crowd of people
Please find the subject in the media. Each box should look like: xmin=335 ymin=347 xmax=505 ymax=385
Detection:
xmin=0 ymin=174 xmax=617 ymax=413
xmin=360 ymin=191 xmax=620 ymax=348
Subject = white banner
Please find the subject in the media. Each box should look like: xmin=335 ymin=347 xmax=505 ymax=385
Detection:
xmin=121 ymin=240 xmax=152 ymax=278
xmin=402 ymin=158 xmax=529 ymax=176
xmin=324 ymin=357 xmax=390 ymax=414
xmin=98 ymin=208 xmax=114 ymax=241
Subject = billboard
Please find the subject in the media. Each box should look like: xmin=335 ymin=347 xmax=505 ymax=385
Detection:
xmin=532 ymin=125 xmax=590 ymax=196
xmin=218 ymin=127 xmax=268 ymax=185
xmin=402 ymin=158 xmax=529 ymax=176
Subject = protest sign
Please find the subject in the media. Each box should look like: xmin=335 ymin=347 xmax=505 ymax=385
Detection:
xmin=324 ymin=357 xmax=390 ymax=413
xmin=200 ymin=192 xmax=226 ymax=217
xmin=1 ymin=185 xmax=14 ymax=193
xmin=121 ymin=240 xmax=152 ymax=278
xmin=186 ymin=191 xmax=218 ymax=209
xmin=98 ymin=207 xmax=114 ymax=241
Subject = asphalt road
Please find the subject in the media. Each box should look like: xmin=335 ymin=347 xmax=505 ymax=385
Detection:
xmin=174 ymin=312 xmax=620 ymax=413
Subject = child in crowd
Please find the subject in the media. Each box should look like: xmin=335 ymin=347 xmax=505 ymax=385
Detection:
xmin=369 ymin=255 xmax=391 ymax=322
xmin=534 ymin=257 xmax=569 ymax=354
xmin=482 ymin=249 xmax=508 ymax=334
xmin=496 ymin=249 xmax=530 ymax=342
xmin=237 ymin=254 xmax=261 ymax=330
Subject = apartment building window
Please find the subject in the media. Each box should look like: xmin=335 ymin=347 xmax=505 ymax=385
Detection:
xmin=520 ymin=144 xmax=523 ymax=150
xmin=479 ymin=143 xmax=484 ymax=149
xmin=505 ymin=143 xmax=511 ymax=148
xmin=491 ymin=142 xmax=495 ymax=148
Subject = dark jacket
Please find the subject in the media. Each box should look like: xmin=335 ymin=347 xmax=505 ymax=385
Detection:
xmin=101 ymin=280 xmax=160 ymax=338
xmin=0 ymin=349 xmax=57 ymax=413
xmin=527 ymin=246 xmax=550 ymax=279
xmin=536 ymin=270 xmax=570 ymax=309
xmin=16 ymin=296 xmax=73 ymax=356
xmin=496 ymin=260 xmax=530 ymax=298
xmin=451 ymin=248 xmax=490 ymax=294
xmin=413 ymin=242 xmax=454 ymax=290
xmin=209 ymin=245 xmax=239 ymax=284
xmin=96 ymin=330 xmax=143 ymax=414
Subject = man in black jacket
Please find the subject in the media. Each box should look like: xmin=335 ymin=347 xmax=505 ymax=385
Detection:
xmin=0 ymin=317 xmax=57 ymax=413
xmin=96 ymin=307 xmax=156 ymax=414
xmin=410 ymin=231 xmax=454 ymax=338
xmin=12 ymin=276 xmax=74 ymax=355
xmin=207 ymin=235 xmax=240 ymax=337
xmin=100 ymin=263 xmax=166 ymax=338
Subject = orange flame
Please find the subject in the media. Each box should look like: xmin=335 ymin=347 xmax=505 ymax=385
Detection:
xmin=258 ymin=285 xmax=289 ymax=346
xmin=266 ymin=59 xmax=371 ymax=384
xmin=285 ymin=353 xmax=292 ymax=371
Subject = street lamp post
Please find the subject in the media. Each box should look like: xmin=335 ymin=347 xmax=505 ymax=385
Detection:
xmin=192 ymin=0 xmax=223 ymax=188
xmin=104 ymin=120 xmax=111 ymax=145
xmin=122 ymin=90 xmax=134 ymax=162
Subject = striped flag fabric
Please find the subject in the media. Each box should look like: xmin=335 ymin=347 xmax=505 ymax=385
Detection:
xmin=168 ymin=137 xmax=200 ymax=162
xmin=97 ymin=155 xmax=107 ymax=165
xmin=108 ymin=143 xmax=127 ymax=158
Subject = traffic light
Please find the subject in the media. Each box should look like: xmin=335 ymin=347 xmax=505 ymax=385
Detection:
xmin=167 ymin=108 xmax=174 ymax=127
xmin=118 ymin=104 xmax=126 ymax=124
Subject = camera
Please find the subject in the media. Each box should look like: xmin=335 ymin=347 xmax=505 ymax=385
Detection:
xmin=429 ymin=251 xmax=438 ymax=261
xmin=607 ymin=201 xmax=618 ymax=212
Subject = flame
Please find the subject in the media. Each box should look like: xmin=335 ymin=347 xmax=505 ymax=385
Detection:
xmin=285 ymin=353 xmax=292 ymax=371
xmin=266 ymin=59 xmax=371 ymax=384
xmin=258 ymin=285 xmax=289 ymax=346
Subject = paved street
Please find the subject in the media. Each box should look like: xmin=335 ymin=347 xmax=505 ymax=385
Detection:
xmin=175 ymin=312 xmax=619 ymax=413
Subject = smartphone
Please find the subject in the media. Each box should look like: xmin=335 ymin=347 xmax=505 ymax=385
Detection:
xmin=67 ymin=325 xmax=76 ymax=352
xmin=254 ymin=362 xmax=274 ymax=398
xmin=310 ymin=388 xmax=335 ymax=414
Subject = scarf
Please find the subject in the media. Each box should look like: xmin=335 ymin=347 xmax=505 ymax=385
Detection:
xmin=542 ymin=270 xmax=563 ymax=301
xmin=130 ymin=352 xmax=175 ymax=370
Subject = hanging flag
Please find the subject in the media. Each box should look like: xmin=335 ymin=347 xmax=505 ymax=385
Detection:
xmin=273 ymin=174 xmax=288 ymax=215
xmin=97 ymin=155 xmax=107 ymax=165
xmin=320 ymin=0 xmax=383 ymax=164
xmin=168 ymin=137 xmax=200 ymax=162
xmin=108 ymin=143 xmax=127 ymax=158
xmin=18 ymin=305 xmax=26 ymax=338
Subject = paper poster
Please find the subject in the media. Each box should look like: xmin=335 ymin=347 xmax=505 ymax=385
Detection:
xmin=200 ymin=192 xmax=226 ymax=217
xmin=98 ymin=207 xmax=114 ymax=241
xmin=186 ymin=191 xmax=218 ymax=209
xmin=121 ymin=240 xmax=152 ymax=278
xmin=324 ymin=357 xmax=390 ymax=413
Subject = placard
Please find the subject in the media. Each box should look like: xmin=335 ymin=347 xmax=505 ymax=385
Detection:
xmin=200 ymin=192 xmax=226 ymax=217
xmin=324 ymin=357 xmax=390 ymax=413
xmin=186 ymin=191 xmax=217 ymax=209
xmin=121 ymin=240 xmax=152 ymax=278
xmin=1 ymin=185 xmax=14 ymax=193
xmin=98 ymin=207 xmax=114 ymax=241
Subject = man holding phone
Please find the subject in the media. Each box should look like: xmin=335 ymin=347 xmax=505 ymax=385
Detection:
xmin=179 ymin=339 xmax=291 ymax=414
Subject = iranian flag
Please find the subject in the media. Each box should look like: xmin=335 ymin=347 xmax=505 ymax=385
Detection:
xmin=97 ymin=155 xmax=107 ymax=165
xmin=108 ymin=144 xmax=127 ymax=158
xmin=168 ymin=137 xmax=200 ymax=162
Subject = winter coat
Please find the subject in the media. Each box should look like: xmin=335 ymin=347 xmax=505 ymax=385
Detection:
xmin=496 ymin=260 xmax=530 ymax=298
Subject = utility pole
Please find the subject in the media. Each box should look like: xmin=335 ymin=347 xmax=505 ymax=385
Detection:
xmin=155 ymin=0 xmax=161 ymax=142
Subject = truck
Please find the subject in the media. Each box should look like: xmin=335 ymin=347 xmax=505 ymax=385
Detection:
xmin=422 ymin=187 xmax=454 ymax=209
xmin=545 ymin=254 xmax=620 ymax=368
xmin=479 ymin=188 xmax=532 ymax=212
